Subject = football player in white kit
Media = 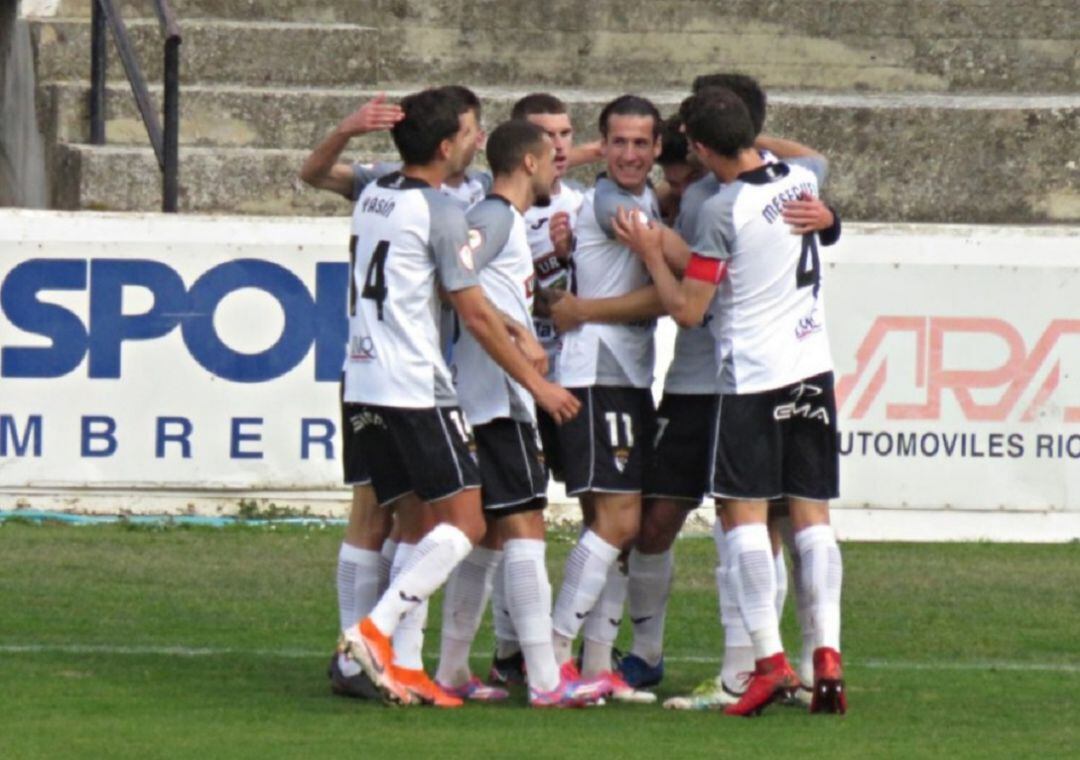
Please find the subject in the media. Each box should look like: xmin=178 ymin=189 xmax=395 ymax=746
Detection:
xmin=482 ymin=93 xmax=588 ymax=685
xmin=548 ymin=95 xmax=675 ymax=703
xmin=338 ymin=87 xmax=580 ymax=706
xmin=429 ymin=120 xmax=607 ymax=708
xmin=615 ymin=87 xmax=846 ymax=717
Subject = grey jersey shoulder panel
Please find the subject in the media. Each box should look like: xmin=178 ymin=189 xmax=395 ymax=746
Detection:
xmin=785 ymin=155 xmax=828 ymax=186
xmin=422 ymin=187 xmax=478 ymax=292
xmin=693 ymin=186 xmax=739 ymax=261
xmin=468 ymin=170 xmax=494 ymax=195
xmin=675 ymin=173 xmax=722 ymax=240
xmin=592 ymin=176 xmax=657 ymax=238
xmin=350 ymin=161 xmax=403 ymax=201
xmin=465 ymin=197 xmax=516 ymax=271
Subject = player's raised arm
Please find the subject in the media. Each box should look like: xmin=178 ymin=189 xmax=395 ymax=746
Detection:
xmin=299 ymin=94 xmax=404 ymax=198
xmin=614 ymin=208 xmax=716 ymax=329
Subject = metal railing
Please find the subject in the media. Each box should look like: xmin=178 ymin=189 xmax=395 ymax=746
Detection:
xmin=89 ymin=0 xmax=182 ymax=212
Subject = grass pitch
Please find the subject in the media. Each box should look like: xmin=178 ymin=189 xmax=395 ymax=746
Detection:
xmin=1 ymin=520 xmax=1078 ymax=758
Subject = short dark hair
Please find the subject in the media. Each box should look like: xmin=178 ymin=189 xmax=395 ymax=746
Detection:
xmin=657 ymin=115 xmax=690 ymax=166
xmin=391 ymin=88 xmax=463 ymax=166
xmin=485 ymin=120 xmax=548 ymax=176
xmin=691 ymin=73 xmax=766 ymax=135
xmin=439 ymin=84 xmax=482 ymax=119
xmin=511 ymin=93 xmax=567 ymax=120
xmin=598 ymin=95 xmax=662 ymax=139
xmin=683 ymin=88 xmax=755 ymax=159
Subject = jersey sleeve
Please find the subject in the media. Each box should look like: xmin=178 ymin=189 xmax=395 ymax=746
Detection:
xmin=425 ymin=190 xmax=480 ymax=292
xmin=592 ymin=177 xmax=632 ymax=239
xmin=465 ymin=199 xmax=515 ymax=271
xmin=786 ymin=155 xmax=829 ymax=187
xmin=350 ymin=161 xmax=402 ymax=201
xmin=692 ymin=193 xmax=736 ymax=261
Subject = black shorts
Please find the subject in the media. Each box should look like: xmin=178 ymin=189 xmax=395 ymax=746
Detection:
xmin=710 ymin=371 xmax=839 ymax=502
xmin=341 ymin=399 xmax=372 ymax=486
xmin=558 ymin=386 xmax=657 ymax=496
xmin=474 ymin=418 xmax=547 ymax=514
xmin=341 ymin=403 xmax=481 ymax=506
xmin=535 ymin=407 xmax=564 ymax=483
xmin=644 ymin=393 xmax=718 ymax=505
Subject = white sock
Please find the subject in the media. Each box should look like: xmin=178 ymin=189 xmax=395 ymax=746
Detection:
xmin=627 ymin=548 xmax=673 ymax=667
xmin=727 ymin=524 xmax=782 ymax=661
xmin=336 ymin=543 xmax=382 ymax=632
xmin=368 ymin=524 xmax=473 ymax=643
xmin=434 ymin=547 xmax=501 ymax=688
xmin=784 ymin=526 xmax=815 ymax=683
xmin=378 ymin=538 xmax=398 ymax=595
xmin=384 ymin=543 xmax=424 ymax=670
xmin=774 ymin=547 xmax=789 ymax=622
xmin=795 ymin=524 xmax=843 ymax=653
xmin=491 ymin=554 xmax=520 ymax=658
xmin=552 ymin=529 xmax=621 ymax=650
xmin=581 ymin=561 xmax=628 ymax=677
xmin=715 ymin=522 xmax=753 ymax=688
xmin=504 ymin=538 xmax=560 ymax=693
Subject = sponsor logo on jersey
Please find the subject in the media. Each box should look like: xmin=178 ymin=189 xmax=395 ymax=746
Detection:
xmin=349 ymin=335 xmax=377 ymax=360
xmin=467 ymin=228 xmax=484 ymax=252
xmin=530 ymin=216 xmax=549 ymax=230
xmin=796 ymin=306 xmax=824 ymax=340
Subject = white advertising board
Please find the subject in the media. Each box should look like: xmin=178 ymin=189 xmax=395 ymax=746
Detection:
xmin=1 ymin=210 xmax=1078 ymax=540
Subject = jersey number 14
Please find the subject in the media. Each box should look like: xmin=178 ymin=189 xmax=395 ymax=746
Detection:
xmin=349 ymin=236 xmax=390 ymax=320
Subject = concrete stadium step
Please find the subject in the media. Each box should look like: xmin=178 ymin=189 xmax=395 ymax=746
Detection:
xmin=32 ymin=10 xmax=1078 ymax=93
xmin=52 ymin=84 xmax=1080 ymax=224
xmin=32 ymin=17 xmax=379 ymax=87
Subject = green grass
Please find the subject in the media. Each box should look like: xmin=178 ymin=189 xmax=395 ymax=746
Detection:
xmin=1 ymin=521 xmax=1078 ymax=758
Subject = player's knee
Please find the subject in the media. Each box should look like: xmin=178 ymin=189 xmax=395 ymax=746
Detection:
xmin=636 ymin=519 xmax=678 ymax=553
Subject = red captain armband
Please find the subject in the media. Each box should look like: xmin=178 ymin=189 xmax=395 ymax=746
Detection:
xmin=684 ymin=253 xmax=728 ymax=284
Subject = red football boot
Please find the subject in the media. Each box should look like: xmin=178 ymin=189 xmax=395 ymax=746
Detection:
xmin=809 ymin=647 xmax=847 ymax=715
xmin=723 ymin=653 xmax=801 ymax=717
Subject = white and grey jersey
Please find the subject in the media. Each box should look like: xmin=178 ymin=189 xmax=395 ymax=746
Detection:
xmin=451 ymin=196 xmax=538 ymax=426
xmin=693 ymin=160 xmax=833 ymax=394
xmin=351 ymin=162 xmax=491 ymax=211
xmin=558 ymin=176 xmax=660 ymax=389
xmin=523 ymin=181 xmax=585 ymax=373
xmin=343 ymin=172 xmax=479 ymax=409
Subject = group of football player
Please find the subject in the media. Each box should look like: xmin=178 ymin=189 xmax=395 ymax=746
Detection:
xmin=298 ymin=71 xmax=847 ymax=716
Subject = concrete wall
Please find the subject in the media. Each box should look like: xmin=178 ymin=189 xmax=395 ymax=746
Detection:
xmin=0 ymin=1 xmax=49 ymax=208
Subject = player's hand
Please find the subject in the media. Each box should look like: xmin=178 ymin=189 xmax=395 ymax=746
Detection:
xmin=550 ymin=291 xmax=584 ymax=333
xmin=514 ymin=329 xmax=549 ymax=377
xmin=533 ymin=381 xmax=581 ymax=424
xmin=613 ymin=206 xmax=664 ymax=265
xmin=549 ymin=211 xmax=574 ymax=260
xmin=336 ymin=93 xmax=404 ymax=137
xmin=782 ymin=193 xmax=835 ymax=235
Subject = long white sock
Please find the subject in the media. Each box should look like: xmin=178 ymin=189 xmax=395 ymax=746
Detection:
xmin=491 ymin=554 xmax=520 ymax=658
xmin=795 ymin=524 xmax=842 ymax=652
xmin=715 ymin=522 xmax=754 ymax=688
xmin=368 ymin=523 xmax=473 ymax=644
xmin=378 ymin=538 xmax=398 ymax=596
xmin=627 ymin=548 xmax=673 ymax=667
xmin=384 ymin=543 xmax=425 ymax=670
xmin=774 ymin=547 xmax=789 ymax=622
xmin=337 ymin=543 xmax=382 ymax=632
xmin=552 ymin=530 xmax=621 ymax=663
xmin=727 ymin=523 xmax=782 ymax=661
xmin=434 ymin=546 xmax=501 ymax=687
xmin=504 ymin=538 xmax=560 ymax=693
xmin=582 ymin=561 xmax=628 ymax=676
xmin=784 ymin=525 xmax=815 ymax=683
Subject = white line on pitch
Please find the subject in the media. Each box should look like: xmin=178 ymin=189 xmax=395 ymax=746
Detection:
xmin=1 ymin=643 xmax=1078 ymax=674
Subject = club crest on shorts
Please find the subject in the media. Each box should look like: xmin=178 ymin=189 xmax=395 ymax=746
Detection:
xmin=613 ymin=445 xmax=631 ymax=473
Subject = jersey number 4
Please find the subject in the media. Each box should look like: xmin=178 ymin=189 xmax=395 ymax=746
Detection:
xmin=350 ymin=237 xmax=391 ymax=319
xmin=797 ymin=233 xmax=821 ymax=297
